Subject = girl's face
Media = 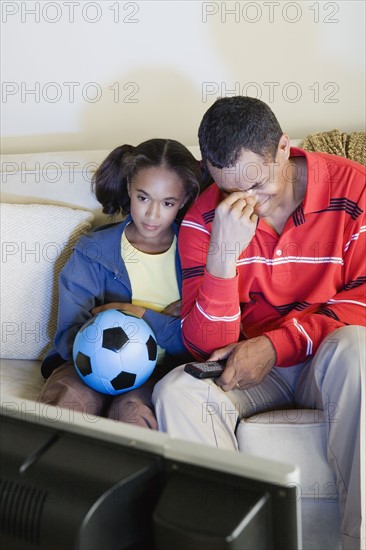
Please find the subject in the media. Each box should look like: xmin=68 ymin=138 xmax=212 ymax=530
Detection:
xmin=127 ymin=166 xmax=187 ymax=244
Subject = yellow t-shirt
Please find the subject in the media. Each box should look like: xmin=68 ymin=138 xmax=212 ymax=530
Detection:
xmin=121 ymin=228 xmax=180 ymax=362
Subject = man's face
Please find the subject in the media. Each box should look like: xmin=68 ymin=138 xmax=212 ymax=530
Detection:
xmin=207 ymin=138 xmax=291 ymax=219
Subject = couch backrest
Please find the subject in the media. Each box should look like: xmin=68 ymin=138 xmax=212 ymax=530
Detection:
xmin=0 ymin=143 xmax=301 ymax=228
xmin=0 ymin=147 xmax=201 ymax=227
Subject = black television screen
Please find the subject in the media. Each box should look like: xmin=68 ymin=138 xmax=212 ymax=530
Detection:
xmin=0 ymin=398 xmax=302 ymax=549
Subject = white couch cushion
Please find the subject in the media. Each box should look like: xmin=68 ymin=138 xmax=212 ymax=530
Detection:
xmin=0 ymin=203 xmax=94 ymax=360
xmin=237 ymin=409 xmax=337 ymax=499
xmin=0 ymin=150 xmax=110 ymax=227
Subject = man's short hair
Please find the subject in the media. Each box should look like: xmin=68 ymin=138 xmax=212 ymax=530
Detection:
xmin=198 ymin=96 xmax=283 ymax=168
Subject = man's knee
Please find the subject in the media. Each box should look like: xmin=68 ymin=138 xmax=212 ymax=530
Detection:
xmin=313 ymin=325 xmax=365 ymax=401
xmin=322 ymin=325 xmax=365 ymax=373
xmin=326 ymin=324 xmax=365 ymax=346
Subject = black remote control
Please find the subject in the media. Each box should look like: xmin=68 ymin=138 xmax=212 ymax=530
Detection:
xmin=184 ymin=360 xmax=226 ymax=379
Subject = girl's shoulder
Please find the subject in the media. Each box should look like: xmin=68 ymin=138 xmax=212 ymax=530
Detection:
xmin=81 ymin=216 xmax=131 ymax=242
xmin=74 ymin=217 xmax=130 ymax=258
xmin=91 ymin=221 xmax=124 ymax=236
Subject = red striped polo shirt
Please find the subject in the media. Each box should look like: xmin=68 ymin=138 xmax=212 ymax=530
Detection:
xmin=179 ymin=148 xmax=366 ymax=366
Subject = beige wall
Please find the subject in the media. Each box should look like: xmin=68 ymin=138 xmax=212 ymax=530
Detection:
xmin=1 ymin=0 xmax=365 ymax=153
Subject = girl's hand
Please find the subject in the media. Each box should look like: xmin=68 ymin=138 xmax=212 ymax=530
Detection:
xmin=207 ymin=192 xmax=258 ymax=279
xmin=91 ymin=302 xmax=147 ymax=318
xmin=162 ymin=299 xmax=182 ymax=317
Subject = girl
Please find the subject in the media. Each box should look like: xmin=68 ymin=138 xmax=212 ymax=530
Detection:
xmin=38 ymin=139 xmax=201 ymax=428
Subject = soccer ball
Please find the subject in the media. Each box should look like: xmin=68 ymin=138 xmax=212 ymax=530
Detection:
xmin=72 ymin=309 xmax=158 ymax=395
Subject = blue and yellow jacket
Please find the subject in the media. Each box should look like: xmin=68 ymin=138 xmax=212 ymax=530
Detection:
xmin=41 ymin=216 xmax=186 ymax=378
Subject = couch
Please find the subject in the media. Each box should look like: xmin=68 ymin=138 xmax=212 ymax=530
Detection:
xmin=0 ymin=144 xmax=341 ymax=549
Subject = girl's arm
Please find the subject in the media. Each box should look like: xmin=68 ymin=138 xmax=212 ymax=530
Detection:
xmin=142 ymin=308 xmax=186 ymax=355
xmin=53 ymin=250 xmax=106 ymax=360
xmin=92 ymin=299 xmax=181 ymax=318
xmin=92 ymin=302 xmax=147 ymax=318
xmin=91 ymin=301 xmax=186 ymax=356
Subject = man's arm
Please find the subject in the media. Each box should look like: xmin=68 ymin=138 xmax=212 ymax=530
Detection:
xmin=179 ymin=190 xmax=257 ymax=359
xmin=206 ymin=191 xmax=257 ymax=278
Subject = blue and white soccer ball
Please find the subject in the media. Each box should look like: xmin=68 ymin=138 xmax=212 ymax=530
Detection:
xmin=72 ymin=309 xmax=158 ymax=395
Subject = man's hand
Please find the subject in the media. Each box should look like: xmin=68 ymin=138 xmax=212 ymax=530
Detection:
xmin=91 ymin=302 xmax=147 ymax=318
xmin=206 ymin=192 xmax=258 ymax=279
xmin=209 ymin=335 xmax=277 ymax=391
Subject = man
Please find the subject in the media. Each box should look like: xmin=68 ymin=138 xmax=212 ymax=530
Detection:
xmin=152 ymin=96 xmax=365 ymax=549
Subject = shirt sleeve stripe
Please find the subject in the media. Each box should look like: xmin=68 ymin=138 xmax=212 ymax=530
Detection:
xmin=327 ymin=298 xmax=366 ymax=307
xmin=182 ymin=266 xmax=205 ymax=280
xmin=344 ymin=277 xmax=366 ymax=290
xmin=318 ymin=307 xmax=341 ymax=321
xmin=196 ymin=301 xmax=241 ymax=322
xmin=293 ymin=318 xmax=313 ymax=356
xmin=182 ymin=334 xmax=210 ymax=360
xmin=181 ymin=220 xmax=210 ymax=235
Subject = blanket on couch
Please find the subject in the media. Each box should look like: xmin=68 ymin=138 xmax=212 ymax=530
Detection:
xmin=300 ymin=128 xmax=366 ymax=166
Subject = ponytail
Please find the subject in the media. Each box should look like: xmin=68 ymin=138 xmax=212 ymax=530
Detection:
xmin=92 ymin=144 xmax=134 ymax=216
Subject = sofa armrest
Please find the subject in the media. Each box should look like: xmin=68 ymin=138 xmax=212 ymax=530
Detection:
xmin=0 ymin=358 xmax=44 ymax=402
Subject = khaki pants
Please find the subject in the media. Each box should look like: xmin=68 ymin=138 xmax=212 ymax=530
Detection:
xmin=152 ymin=326 xmax=366 ymax=550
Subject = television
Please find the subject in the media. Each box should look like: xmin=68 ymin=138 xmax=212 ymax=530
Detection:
xmin=0 ymin=397 xmax=302 ymax=549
